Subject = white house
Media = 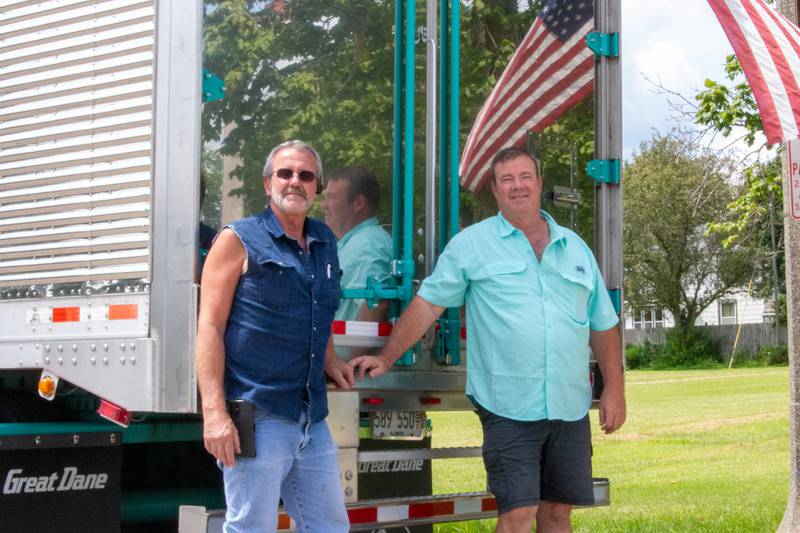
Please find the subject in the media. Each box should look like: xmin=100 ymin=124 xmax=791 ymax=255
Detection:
xmin=624 ymin=290 xmax=770 ymax=330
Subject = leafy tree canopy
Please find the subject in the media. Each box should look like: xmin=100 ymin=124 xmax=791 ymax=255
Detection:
xmin=624 ymin=132 xmax=754 ymax=332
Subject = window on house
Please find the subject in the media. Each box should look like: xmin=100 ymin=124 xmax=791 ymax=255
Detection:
xmin=631 ymin=308 xmax=664 ymax=329
xmin=632 ymin=310 xmax=643 ymax=329
xmin=719 ymin=300 xmax=737 ymax=325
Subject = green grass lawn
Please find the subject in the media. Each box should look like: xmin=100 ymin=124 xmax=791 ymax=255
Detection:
xmin=429 ymin=367 xmax=790 ymax=532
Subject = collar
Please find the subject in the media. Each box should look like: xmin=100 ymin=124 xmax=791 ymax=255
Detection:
xmin=261 ymin=207 xmax=329 ymax=245
xmin=496 ymin=210 xmax=567 ymax=246
xmin=338 ymin=217 xmax=379 ymax=247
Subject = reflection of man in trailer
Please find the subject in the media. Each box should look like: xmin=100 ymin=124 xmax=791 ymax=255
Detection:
xmin=352 ymin=147 xmax=626 ymax=533
xmin=196 ymin=140 xmax=354 ymax=532
xmin=322 ymin=166 xmax=392 ymax=337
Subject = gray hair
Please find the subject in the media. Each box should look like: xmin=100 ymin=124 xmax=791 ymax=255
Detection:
xmin=262 ymin=140 xmax=324 ymax=179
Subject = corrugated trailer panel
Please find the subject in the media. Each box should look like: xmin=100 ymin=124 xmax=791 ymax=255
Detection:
xmin=0 ymin=0 xmax=154 ymax=287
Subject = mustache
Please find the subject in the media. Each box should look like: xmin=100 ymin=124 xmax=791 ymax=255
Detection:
xmin=281 ymin=186 xmax=308 ymax=199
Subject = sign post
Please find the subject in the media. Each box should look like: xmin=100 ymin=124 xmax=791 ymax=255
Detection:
xmin=778 ymin=138 xmax=800 ymax=531
xmin=776 ymin=6 xmax=800 ymax=531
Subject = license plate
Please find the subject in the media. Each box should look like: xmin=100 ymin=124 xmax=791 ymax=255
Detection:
xmin=370 ymin=411 xmax=426 ymax=440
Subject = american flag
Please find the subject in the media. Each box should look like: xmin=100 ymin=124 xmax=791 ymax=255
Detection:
xmin=707 ymin=0 xmax=800 ymax=145
xmin=459 ymin=0 xmax=595 ymax=192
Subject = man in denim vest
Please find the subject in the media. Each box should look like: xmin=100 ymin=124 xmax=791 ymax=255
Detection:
xmin=351 ymin=147 xmax=626 ymax=533
xmin=196 ymin=140 xmax=353 ymax=532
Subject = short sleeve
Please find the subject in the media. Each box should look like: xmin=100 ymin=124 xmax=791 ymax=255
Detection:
xmin=417 ymin=236 xmax=469 ymax=308
xmin=587 ymin=256 xmax=620 ymax=331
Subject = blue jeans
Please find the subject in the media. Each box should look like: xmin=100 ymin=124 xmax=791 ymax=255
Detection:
xmin=221 ymin=407 xmax=349 ymax=533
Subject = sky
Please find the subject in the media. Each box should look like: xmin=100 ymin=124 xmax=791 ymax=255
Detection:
xmin=620 ymin=0 xmax=741 ymax=161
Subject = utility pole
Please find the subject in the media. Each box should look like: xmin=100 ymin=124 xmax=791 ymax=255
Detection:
xmin=777 ymin=5 xmax=800 ymax=530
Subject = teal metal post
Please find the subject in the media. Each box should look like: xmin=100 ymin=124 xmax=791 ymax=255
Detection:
xmin=445 ymin=0 xmax=461 ymax=365
xmin=438 ymin=0 xmax=449 ymax=255
xmin=396 ymin=0 xmax=416 ymax=365
xmin=392 ymin=0 xmax=403 ymax=268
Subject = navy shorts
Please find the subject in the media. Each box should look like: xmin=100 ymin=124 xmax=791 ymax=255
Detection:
xmin=476 ymin=404 xmax=594 ymax=514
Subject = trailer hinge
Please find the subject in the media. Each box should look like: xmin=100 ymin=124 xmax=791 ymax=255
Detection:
xmin=587 ymin=159 xmax=620 ymax=184
xmin=607 ymin=288 xmax=621 ymax=315
xmin=586 ymin=32 xmax=619 ymax=57
xmin=202 ymin=69 xmax=225 ymax=102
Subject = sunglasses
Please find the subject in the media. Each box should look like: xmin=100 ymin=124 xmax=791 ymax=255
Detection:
xmin=273 ymin=168 xmax=317 ymax=183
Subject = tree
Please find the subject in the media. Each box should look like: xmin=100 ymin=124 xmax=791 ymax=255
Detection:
xmin=201 ymin=0 xmax=595 ymax=236
xmin=623 ymin=132 xmax=754 ymax=333
xmin=695 ymin=55 xmax=786 ymax=317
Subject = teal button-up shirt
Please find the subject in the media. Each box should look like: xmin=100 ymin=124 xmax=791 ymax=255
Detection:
xmin=418 ymin=211 xmax=618 ymax=422
xmin=335 ymin=217 xmax=393 ymax=322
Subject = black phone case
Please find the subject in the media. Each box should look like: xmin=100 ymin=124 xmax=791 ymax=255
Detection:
xmin=226 ymin=400 xmax=256 ymax=458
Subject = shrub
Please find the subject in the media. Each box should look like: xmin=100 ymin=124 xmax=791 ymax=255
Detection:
xmin=625 ymin=342 xmax=658 ymax=369
xmin=651 ymin=327 xmax=723 ymax=369
xmin=757 ymin=344 xmax=789 ymax=366
xmin=730 ymin=348 xmax=763 ymax=368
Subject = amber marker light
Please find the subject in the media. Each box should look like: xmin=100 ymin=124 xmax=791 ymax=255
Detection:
xmin=38 ymin=376 xmax=56 ymax=398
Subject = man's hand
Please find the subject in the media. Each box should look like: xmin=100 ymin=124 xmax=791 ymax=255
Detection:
xmin=349 ymin=354 xmax=393 ymax=379
xmin=598 ymin=385 xmax=626 ymax=434
xmin=203 ymin=408 xmax=240 ymax=467
xmin=325 ymin=356 xmax=355 ymax=390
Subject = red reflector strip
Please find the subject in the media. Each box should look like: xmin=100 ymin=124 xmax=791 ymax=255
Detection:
xmin=589 ymin=370 xmax=594 ymax=386
xmin=362 ymin=397 xmax=384 ymax=405
xmin=409 ymin=501 xmax=454 ymax=518
xmin=52 ymin=307 xmax=80 ymax=322
xmin=348 ymin=507 xmax=378 ymax=524
xmin=481 ymin=497 xmax=498 ymax=512
xmin=331 ymin=320 xmax=393 ymax=336
xmin=420 ymin=396 xmax=442 ymax=405
xmin=460 ymin=325 xmax=466 ymax=339
xmin=108 ymin=304 xmax=138 ymax=320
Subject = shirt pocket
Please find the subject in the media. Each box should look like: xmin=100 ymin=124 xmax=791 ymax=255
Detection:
xmin=320 ymin=264 xmax=342 ymax=309
xmin=556 ymin=270 xmax=593 ymax=325
xmin=257 ymin=258 xmax=294 ymax=310
xmin=479 ymin=261 xmax=530 ymax=304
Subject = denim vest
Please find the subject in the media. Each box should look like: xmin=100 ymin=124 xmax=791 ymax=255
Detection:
xmin=223 ymin=208 xmax=341 ymax=423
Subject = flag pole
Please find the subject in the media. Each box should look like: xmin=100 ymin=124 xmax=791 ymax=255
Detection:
xmin=778 ymin=139 xmax=800 ymax=532
xmin=777 ymin=3 xmax=800 ymax=526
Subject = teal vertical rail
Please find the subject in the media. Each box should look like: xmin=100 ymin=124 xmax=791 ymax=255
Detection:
xmin=392 ymin=0 xmax=403 ymax=268
xmin=445 ymin=0 xmax=461 ymax=365
xmin=395 ymin=0 xmax=416 ymax=366
xmin=438 ymin=0 xmax=449 ymax=256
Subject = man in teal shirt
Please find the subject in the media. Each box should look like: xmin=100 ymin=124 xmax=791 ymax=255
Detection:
xmin=350 ymin=147 xmax=626 ymax=533
xmin=323 ymin=166 xmax=393 ymax=326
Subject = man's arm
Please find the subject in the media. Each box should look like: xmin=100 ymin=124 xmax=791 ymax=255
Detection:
xmin=590 ymin=325 xmax=626 ymax=434
xmin=196 ymin=229 xmax=245 ymax=466
xmin=349 ymin=295 xmax=445 ymax=379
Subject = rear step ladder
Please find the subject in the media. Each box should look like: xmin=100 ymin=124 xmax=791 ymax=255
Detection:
xmin=178 ymin=479 xmax=610 ymax=532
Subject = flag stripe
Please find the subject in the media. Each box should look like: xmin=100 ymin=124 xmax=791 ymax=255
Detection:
xmin=459 ymin=1 xmax=595 ymax=191
xmin=461 ymin=20 xmax=548 ymax=163
xmin=707 ymin=0 xmax=800 ymax=144
xmin=461 ymin=31 xmax=592 ymax=187
xmin=460 ymin=32 xmax=587 ymax=183
xmin=708 ymin=0 xmax=783 ymax=143
xmin=462 ymin=54 xmax=594 ymax=191
xmin=753 ymin=1 xmax=800 ymax=129
xmin=465 ymin=77 xmax=593 ymax=191
xmin=741 ymin=0 xmax=800 ymax=138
